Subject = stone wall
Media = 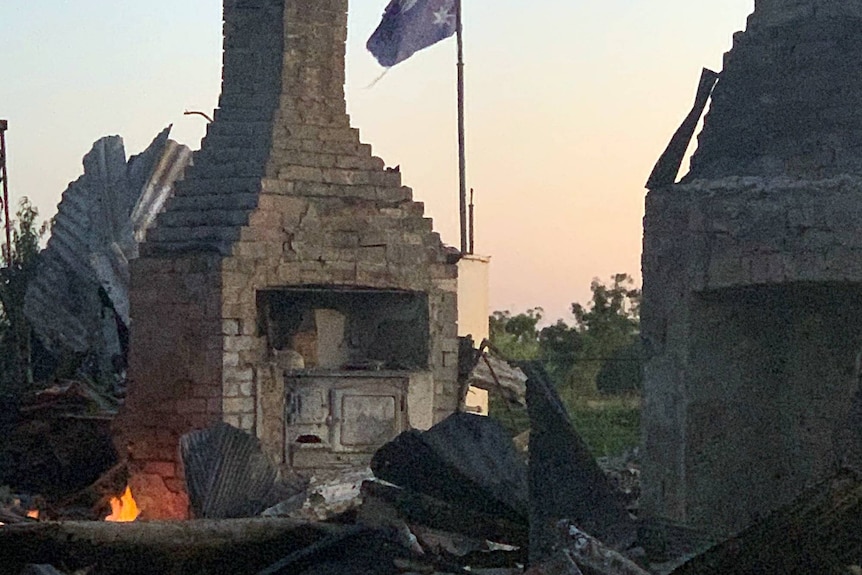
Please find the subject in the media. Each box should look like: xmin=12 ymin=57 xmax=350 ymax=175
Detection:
xmin=687 ymin=1 xmax=862 ymax=179
xmin=642 ymin=0 xmax=862 ymax=535
xmin=117 ymin=0 xmax=459 ymax=519
xmin=642 ymin=176 xmax=862 ymax=534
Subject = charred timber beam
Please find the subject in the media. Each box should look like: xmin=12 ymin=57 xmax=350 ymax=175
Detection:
xmin=671 ymin=468 xmax=862 ymax=575
xmin=646 ymin=68 xmax=720 ymax=189
xmin=0 ymin=519 xmax=346 ymax=575
xmin=360 ymin=480 xmax=529 ymax=547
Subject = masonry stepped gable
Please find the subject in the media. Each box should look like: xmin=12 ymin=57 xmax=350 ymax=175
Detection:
xmin=143 ymin=0 xmax=444 ymax=264
xmin=686 ymin=0 xmax=862 ymax=180
xmin=119 ymin=0 xmax=459 ymax=519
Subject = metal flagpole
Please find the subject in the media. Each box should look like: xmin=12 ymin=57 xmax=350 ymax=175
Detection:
xmin=456 ymin=0 xmax=468 ymax=254
xmin=0 ymin=120 xmax=10 ymax=266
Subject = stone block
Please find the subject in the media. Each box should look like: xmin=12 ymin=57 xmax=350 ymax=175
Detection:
xmin=278 ymin=164 xmax=323 ymax=182
xmin=239 ymin=414 xmax=256 ymax=432
xmin=224 ymin=336 xmax=258 ymax=353
xmin=221 ymin=257 xmax=255 ymax=274
xmin=224 ymin=381 xmax=240 ymax=397
xmin=232 ymin=241 xmax=272 ymax=259
xmin=224 ymin=365 xmax=254 ymax=383
xmin=259 ymin=179 xmax=295 ymax=195
xmin=248 ymin=209 xmax=283 ymax=228
xmin=317 ymin=126 xmax=360 ymax=143
xmin=368 ymin=170 xmax=401 ymax=187
xmin=334 ymin=154 xmax=372 ymax=170
xmin=222 ymin=319 xmax=240 ymax=336
xmin=224 ymin=397 xmax=255 ymax=414
xmin=223 ymin=352 xmax=241 ymax=368
xmin=240 ymin=227 xmax=288 ymax=243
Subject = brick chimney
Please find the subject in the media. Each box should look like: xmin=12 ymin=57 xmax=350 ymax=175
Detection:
xmin=642 ymin=0 xmax=862 ymax=535
xmin=116 ymin=0 xmax=460 ymax=519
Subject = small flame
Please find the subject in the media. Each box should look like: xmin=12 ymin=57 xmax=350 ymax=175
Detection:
xmin=26 ymin=510 xmax=39 ymax=520
xmin=106 ymin=486 xmax=140 ymax=522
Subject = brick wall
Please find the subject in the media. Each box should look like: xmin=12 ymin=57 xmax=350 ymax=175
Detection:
xmin=688 ymin=1 xmax=862 ymax=180
xmin=117 ymin=0 xmax=459 ymax=519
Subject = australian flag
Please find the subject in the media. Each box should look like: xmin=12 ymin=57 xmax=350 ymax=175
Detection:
xmin=367 ymin=0 xmax=458 ymax=68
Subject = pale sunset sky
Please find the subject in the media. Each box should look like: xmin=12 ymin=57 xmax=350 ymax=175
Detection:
xmin=0 ymin=1 xmax=754 ymax=323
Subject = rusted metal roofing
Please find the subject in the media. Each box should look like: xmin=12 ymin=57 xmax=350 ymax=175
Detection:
xmin=24 ymin=127 xmax=192 ymax=357
xmin=132 ymin=138 xmax=193 ymax=245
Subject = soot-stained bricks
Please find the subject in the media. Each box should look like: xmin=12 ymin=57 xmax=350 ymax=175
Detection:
xmin=115 ymin=0 xmax=459 ymax=519
xmin=642 ymin=0 xmax=862 ymax=535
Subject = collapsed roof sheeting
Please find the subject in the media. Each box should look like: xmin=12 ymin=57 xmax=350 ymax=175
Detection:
xmin=469 ymin=352 xmax=528 ymax=406
xmin=24 ymin=127 xmax=192 ymax=355
xmin=131 ymin=138 xmax=193 ymax=246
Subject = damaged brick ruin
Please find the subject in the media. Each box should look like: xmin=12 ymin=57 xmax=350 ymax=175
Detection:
xmin=642 ymin=0 xmax=862 ymax=535
xmin=114 ymin=0 xmax=459 ymax=519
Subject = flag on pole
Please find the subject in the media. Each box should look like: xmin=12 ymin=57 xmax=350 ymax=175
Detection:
xmin=367 ymin=0 xmax=457 ymax=68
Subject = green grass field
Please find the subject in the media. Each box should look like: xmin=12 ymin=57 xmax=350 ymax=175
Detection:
xmin=490 ymin=393 xmax=641 ymax=458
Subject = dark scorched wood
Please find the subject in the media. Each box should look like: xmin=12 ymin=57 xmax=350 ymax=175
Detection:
xmin=360 ymin=480 xmax=528 ymax=547
xmin=0 ymin=518 xmax=345 ymax=575
xmin=671 ymin=468 xmax=862 ymax=575
xmin=371 ymin=412 xmax=529 ymax=524
xmin=521 ymin=362 xmax=634 ymax=564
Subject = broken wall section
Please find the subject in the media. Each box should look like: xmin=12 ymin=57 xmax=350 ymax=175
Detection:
xmin=641 ymin=175 xmax=862 ymax=534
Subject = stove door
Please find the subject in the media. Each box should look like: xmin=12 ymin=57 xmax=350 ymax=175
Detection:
xmin=330 ymin=380 xmax=407 ymax=452
xmin=285 ymin=382 xmax=330 ymax=446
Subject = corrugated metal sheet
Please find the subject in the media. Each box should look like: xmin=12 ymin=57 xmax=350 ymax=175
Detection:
xmin=132 ymin=139 xmax=193 ymax=245
xmin=24 ymin=127 xmax=192 ymax=358
xmin=180 ymin=423 xmax=283 ymax=519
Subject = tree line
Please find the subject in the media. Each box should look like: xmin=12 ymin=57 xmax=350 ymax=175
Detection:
xmin=489 ymin=273 xmax=643 ymax=397
xmin=0 ymin=200 xmax=47 ymax=398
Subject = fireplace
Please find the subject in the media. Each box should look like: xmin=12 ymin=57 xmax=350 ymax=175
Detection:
xmin=115 ymin=0 xmax=460 ymax=519
xmin=258 ymin=287 xmax=436 ymax=467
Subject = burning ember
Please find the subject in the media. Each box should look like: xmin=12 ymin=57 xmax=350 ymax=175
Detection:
xmin=26 ymin=509 xmax=39 ymax=520
xmin=106 ymin=486 xmax=140 ymax=522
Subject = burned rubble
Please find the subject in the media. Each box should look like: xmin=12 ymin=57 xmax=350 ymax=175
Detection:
xmin=5 ymin=344 xmax=859 ymax=574
xmin=0 ymin=380 xmax=649 ymax=575
xmin=23 ymin=127 xmax=192 ymax=390
xmin=0 ymin=127 xmax=192 ymax=520
xmin=7 ymin=0 xmax=862 ymax=574
xmin=521 ymin=362 xmax=634 ymax=564
xmin=0 ymin=338 xmax=705 ymax=575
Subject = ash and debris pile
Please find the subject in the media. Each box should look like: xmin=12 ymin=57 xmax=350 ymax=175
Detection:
xmin=0 ymin=126 xmax=199 ymax=539
xmin=0 ymin=127 xmax=193 ymax=523
xmin=2 ymin=350 xmax=862 ymax=575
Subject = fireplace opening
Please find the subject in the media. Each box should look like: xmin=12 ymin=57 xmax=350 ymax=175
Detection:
xmin=256 ymin=287 xmax=436 ymax=468
xmin=685 ymin=282 xmax=862 ymax=531
xmin=257 ymin=287 xmax=430 ymax=372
